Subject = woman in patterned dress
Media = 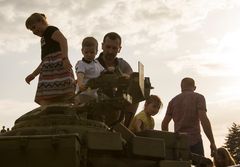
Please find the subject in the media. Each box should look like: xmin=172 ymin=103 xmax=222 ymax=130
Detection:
xmin=25 ymin=13 xmax=75 ymax=105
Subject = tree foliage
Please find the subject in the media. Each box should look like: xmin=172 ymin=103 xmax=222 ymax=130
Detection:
xmin=224 ymin=122 xmax=240 ymax=164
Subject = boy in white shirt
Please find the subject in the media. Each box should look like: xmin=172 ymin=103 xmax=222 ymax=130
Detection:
xmin=75 ymin=37 xmax=104 ymax=104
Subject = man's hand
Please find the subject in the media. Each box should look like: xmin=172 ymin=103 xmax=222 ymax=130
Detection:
xmin=107 ymin=66 xmax=115 ymax=72
xmin=121 ymin=73 xmax=130 ymax=79
xmin=210 ymin=143 xmax=217 ymax=157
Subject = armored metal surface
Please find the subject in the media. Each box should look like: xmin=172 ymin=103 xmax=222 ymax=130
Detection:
xmin=0 ymin=134 xmax=81 ymax=167
xmin=0 ymin=62 xmax=211 ymax=167
xmin=136 ymin=130 xmax=190 ymax=161
xmin=159 ymin=160 xmax=191 ymax=167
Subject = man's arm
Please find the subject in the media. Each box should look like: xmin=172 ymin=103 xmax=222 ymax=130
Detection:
xmin=118 ymin=59 xmax=133 ymax=75
xmin=199 ymin=110 xmax=217 ymax=156
xmin=161 ymin=115 xmax=172 ymax=131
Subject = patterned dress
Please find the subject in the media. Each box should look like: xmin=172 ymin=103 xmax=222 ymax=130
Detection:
xmin=35 ymin=26 xmax=75 ymax=104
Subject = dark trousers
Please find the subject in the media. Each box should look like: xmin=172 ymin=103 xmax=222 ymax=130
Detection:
xmin=190 ymin=139 xmax=210 ymax=167
xmin=190 ymin=140 xmax=204 ymax=156
xmin=190 ymin=139 xmax=204 ymax=156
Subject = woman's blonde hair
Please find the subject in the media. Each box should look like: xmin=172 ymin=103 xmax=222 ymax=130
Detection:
xmin=25 ymin=13 xmax=47 ymax=29
xmin=214 ymin=147 xmax=236 ymax=167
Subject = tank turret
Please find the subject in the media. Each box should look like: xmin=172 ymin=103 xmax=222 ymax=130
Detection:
xmin=0 ymin=62 xmax=212 ymax=167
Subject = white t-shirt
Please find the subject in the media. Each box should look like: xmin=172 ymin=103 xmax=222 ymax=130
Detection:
xmin=75 ymin=59 xmax=104 ymax=85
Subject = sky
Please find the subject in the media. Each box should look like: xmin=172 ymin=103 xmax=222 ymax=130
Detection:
xmin=1 ymin=0 xmax=240 ymax=159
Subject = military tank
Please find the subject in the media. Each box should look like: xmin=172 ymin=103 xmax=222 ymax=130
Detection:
xmin=0 ymin=62 xmax=212 ymax=167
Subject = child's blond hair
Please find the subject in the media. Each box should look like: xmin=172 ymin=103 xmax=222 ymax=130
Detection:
xmin=144 ymin=95 xmax=163 ymax=109
xmin=25 ymin=13 xmax=47 ymax=29
xmin=82 ymin=37 xmax=98 ymax=50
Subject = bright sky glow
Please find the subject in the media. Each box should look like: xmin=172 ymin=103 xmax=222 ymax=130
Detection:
xmin=0 ymin=0 xmax=240 ymax=159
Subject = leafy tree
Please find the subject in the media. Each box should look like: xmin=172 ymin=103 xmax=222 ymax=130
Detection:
xmin=224 ymin=122 xmax=240 ymax=164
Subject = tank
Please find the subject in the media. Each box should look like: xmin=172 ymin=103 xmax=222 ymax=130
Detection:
xmin=0 ymin=62 xmax=212 ymax=167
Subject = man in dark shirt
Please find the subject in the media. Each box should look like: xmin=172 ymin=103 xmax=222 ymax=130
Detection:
xmin=161 ymin=77 xmax=217 ymax=157
xmin=97 ymin=32 xmax=138 ymax=127
xmin=97 ymin=32 xmax=133 ymax=75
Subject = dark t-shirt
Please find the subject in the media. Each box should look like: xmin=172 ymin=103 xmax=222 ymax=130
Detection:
xmin=41 ymin=26 xmax=61 ymax=60
xmin=166 ymin=90 xmax=207 ymax=145
xmin=97 ymin=52 xmax=133 ymax=75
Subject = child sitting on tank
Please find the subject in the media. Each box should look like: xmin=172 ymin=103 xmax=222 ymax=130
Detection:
xmin=129 ymin=95 xmax=162 ymax=133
